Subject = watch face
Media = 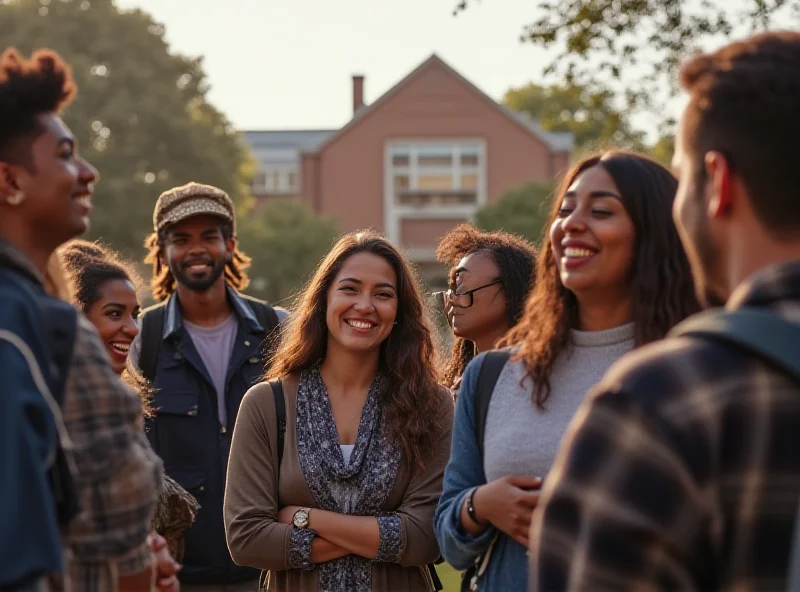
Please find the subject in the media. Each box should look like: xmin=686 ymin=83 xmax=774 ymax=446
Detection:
xmin=293 ymin=509 xmax=309 ymax=528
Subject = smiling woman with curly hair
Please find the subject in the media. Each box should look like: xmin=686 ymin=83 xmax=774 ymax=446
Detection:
xmin=224 ymin=230 xmax=453 ymax=592
xmin=435 ymin=150 xmax=699 ymax=591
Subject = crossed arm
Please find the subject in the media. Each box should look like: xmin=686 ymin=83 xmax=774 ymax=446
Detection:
xmin=224 ymin=383 xmax=453 ymax=572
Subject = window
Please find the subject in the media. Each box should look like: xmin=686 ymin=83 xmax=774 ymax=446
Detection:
xmin=388 ymin=142 xmax=484 ymax=207
xmin=251 ymin=165 xmax=300 ymax=194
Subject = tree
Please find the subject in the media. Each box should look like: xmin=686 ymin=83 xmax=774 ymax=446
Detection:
xmin=646 ymin=134 xmax=675 ymax=167
xmin=503 ymin=82 xmax=645 ymax=154
xmin=0 ymin=0 xmax=254 ymax=257
xmin=474 ymin=182 xmax=554 ymax=244
xmin=237 ymin=200 xmax=339 ymax=306
xmin=456 ymin=0 xmax=799 ymax=119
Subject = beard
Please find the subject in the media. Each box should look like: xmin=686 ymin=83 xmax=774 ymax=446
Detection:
xmin=683 ymin=195 xmax=728 ymax=309
xmin=169 ymin=256 xmax=227 ymax=293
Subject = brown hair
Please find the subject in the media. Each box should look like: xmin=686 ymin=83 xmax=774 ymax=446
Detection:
xmin=679 ymin=31 xmax=800 ymax=239
xmin=500 ymin=151 xmax=699 ymax=407
xmin=267 ymin=230 xmax=443 ymax=470
xmin=435 ymin=224 xmax=537 ymax=389
xmin=143 ymin=220 xmax=251 ymax=302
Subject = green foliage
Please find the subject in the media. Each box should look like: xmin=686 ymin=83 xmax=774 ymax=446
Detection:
xmin=646 ymin=134 xmax=675 ymax=167
xmin=474 ymin=182 xmax=554 ymax=244
xmin=456 ymin=0 xmax=799 ymax=115
xmin=504 ymin=82 xmax=645 ymax=154
xmin=0 ymin=0 xmax=254 ymax=257
xmin=237 ymin=200 xmax=339 ymax=307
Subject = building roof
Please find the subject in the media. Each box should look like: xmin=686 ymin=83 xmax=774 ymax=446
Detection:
xmin=241 ymin=129 xmax=336 ymax=165
xmin=312 ymin=53 xmax=574 ymax=155
xmin=241 ymin=54 xmax=574 ymax=164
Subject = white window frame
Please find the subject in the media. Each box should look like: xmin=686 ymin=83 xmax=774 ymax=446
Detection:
xmin=383 ymin=139 xmax=487 ymax=245
xmin=252 ymin=164 xmax=300 ymax=194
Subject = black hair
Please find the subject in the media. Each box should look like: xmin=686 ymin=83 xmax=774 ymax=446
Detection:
xmin=0 ymin=48 xmax=76 ymax=168
xmin=60 ymin=239 xmax=141 ymax=313
xmin=436 ymin=224 xmax=537 ymax=388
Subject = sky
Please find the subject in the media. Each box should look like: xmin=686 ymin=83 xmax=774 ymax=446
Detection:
xmin=113 ymin=0 xmax=568 ymax=132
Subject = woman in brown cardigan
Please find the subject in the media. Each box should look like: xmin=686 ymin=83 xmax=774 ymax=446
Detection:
xmin=224 ymin=231 xmax=453 ymax=591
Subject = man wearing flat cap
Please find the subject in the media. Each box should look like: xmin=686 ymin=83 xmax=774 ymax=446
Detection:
xmin=131 ymin=182 xmax=287 ymax=591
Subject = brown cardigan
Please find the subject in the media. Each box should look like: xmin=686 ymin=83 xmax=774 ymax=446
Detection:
xmin=223 ymin=374 xmax=454 ymax=591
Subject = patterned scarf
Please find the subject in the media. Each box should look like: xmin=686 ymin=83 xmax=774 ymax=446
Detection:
xmin=295 ymin=364 xmax=401 ymax=591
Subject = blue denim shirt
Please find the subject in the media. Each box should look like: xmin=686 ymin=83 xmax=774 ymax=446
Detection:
xmin=142 ymin=287 xmax=271 ymax=585
xmin=434 ymin=353 xmax=529 ymax=591
xmin=0 ymin=247 xmax=66 ymax=588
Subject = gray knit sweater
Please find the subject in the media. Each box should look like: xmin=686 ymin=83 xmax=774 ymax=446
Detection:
xmin=484 ymin=323 xmax=636 ymax=482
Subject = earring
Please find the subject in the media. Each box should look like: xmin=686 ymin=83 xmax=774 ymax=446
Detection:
xmin=6 ymin=191 xmax=24 ymax=206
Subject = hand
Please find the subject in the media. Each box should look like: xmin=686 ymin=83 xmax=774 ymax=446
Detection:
xmin=150 ymin=533 xmax=181 ymax=592
xmin=278 ymin=505 xmax=303 ymax=525
xmin=473 ymin=475 xmax=542 ymax=547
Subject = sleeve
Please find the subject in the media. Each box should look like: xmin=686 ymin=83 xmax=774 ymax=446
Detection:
xmin=0 ymin=341 xmax=63 ymax=587
xmin=224 ymin=383 xmax=305 ymax=571
xmin=529 ymin=387 xmax=708 ymax=592
xmin=433 ymin=355 xmax=498 ymax=570
xmin=372 ymin=387 xmax=454 ymax=567
xmin=62 ymin=317 xmax=162 ymax=576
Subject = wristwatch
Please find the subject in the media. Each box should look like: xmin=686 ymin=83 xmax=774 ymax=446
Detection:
xmin=292 ymin=507 xmax=311 ymax=530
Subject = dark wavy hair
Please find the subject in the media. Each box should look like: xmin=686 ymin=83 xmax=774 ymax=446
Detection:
xmin=60 ymin=239 xmax=142 ymax=313
xmin=267 ymin=230 xmax=444 ymax=470
xmin=143 ymin=220 xmax=251 ymax=302
xmin=59 ymin=239 xmax=153 ymax=414
xmin=0 ymin=48 xmax=75 ymax=167
xmin=679 ymin=31 xmax=800 ymax=238
xmin=500 ymin=151 xmax=700 ymax=407
xmin=436 ymin=224 xmax=537 ymax=389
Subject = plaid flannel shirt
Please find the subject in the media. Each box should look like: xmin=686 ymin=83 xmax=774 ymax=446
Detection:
xmin=62 ymin=315 xmax=164 ymax=591
xmin=530 ymin=261 xmax=800 ymax=592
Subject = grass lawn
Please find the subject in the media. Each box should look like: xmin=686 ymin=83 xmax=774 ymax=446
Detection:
xmin=436 ymin=562 xmax=463 ymax=591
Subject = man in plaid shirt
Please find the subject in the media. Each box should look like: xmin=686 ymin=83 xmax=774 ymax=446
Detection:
xmin=530 ymin=32 xmax=800 ymax=591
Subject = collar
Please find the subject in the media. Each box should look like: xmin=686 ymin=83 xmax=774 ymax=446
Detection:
xmin=0 ymin=239 xmax=45 ymax=287
xmin=162 ymin=284 xmax=264 ymax=339
xmin=727 ymin=260 xmax=800 ymax=311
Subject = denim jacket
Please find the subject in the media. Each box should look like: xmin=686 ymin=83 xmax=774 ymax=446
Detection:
xmin=434 ymin=353 xmax=529 ymax=591
xmin=139 ymin=287 xmax=272 ymax=585
xmin=0 ymin=242 xmax=73 ymax=588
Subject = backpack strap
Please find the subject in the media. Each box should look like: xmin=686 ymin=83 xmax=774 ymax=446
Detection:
xmin=475 ymin=349 xmax=511 ymax=457
xmin=672 ymin=308 xmax=800 ymax=384
xmin=268 ymin=378 xmax=286 ymax=467
xmin=138 ymin=303 xmax=167 ymax=384
xmin=241 ymin=295 xmax=280 ymax=336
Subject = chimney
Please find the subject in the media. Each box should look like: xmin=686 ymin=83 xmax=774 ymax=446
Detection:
xmin=352 ymin=74 xmax=365 ymax=116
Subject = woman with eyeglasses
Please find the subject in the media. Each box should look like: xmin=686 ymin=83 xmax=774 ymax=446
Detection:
xmin=435 ymin=224 xmax=537 ymax=394
xmin=434 ymin=151 xmax=700 ymax=591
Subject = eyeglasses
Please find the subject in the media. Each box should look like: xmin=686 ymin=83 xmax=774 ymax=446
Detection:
xmin=432 ymin=280 xmax=503 ymax=310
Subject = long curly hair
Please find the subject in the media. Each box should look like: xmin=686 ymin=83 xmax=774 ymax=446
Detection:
xmin=500 ymin=151 xmax=699 ymax=407
xmin=59 ymin=239 xmax=153 ymax=414
xmin=435 ymin=224 xmax=537 ymax=389
xmin=143 ymin=221 xmax=251 ymax=302
xmin=267 ymin=230 xmax=444 ymax=471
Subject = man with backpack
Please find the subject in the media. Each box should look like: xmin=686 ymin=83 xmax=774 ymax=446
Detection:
xmin=529 ymin=31 xmax=800 ymax=591
xmin=133 ymin=182 xmax=286 ymax=591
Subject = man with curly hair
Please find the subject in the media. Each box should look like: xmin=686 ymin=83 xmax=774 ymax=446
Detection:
xmin=0 ymin=47 xmax=176 ymax=591
xmin=530 ymin=31 xmax=800 ymax=591
xmin=132 ymin=183 xmax=288 ymax=591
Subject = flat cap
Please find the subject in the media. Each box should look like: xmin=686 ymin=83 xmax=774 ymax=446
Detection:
xmin=153 ymin=182 xmax=235 ymax=234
